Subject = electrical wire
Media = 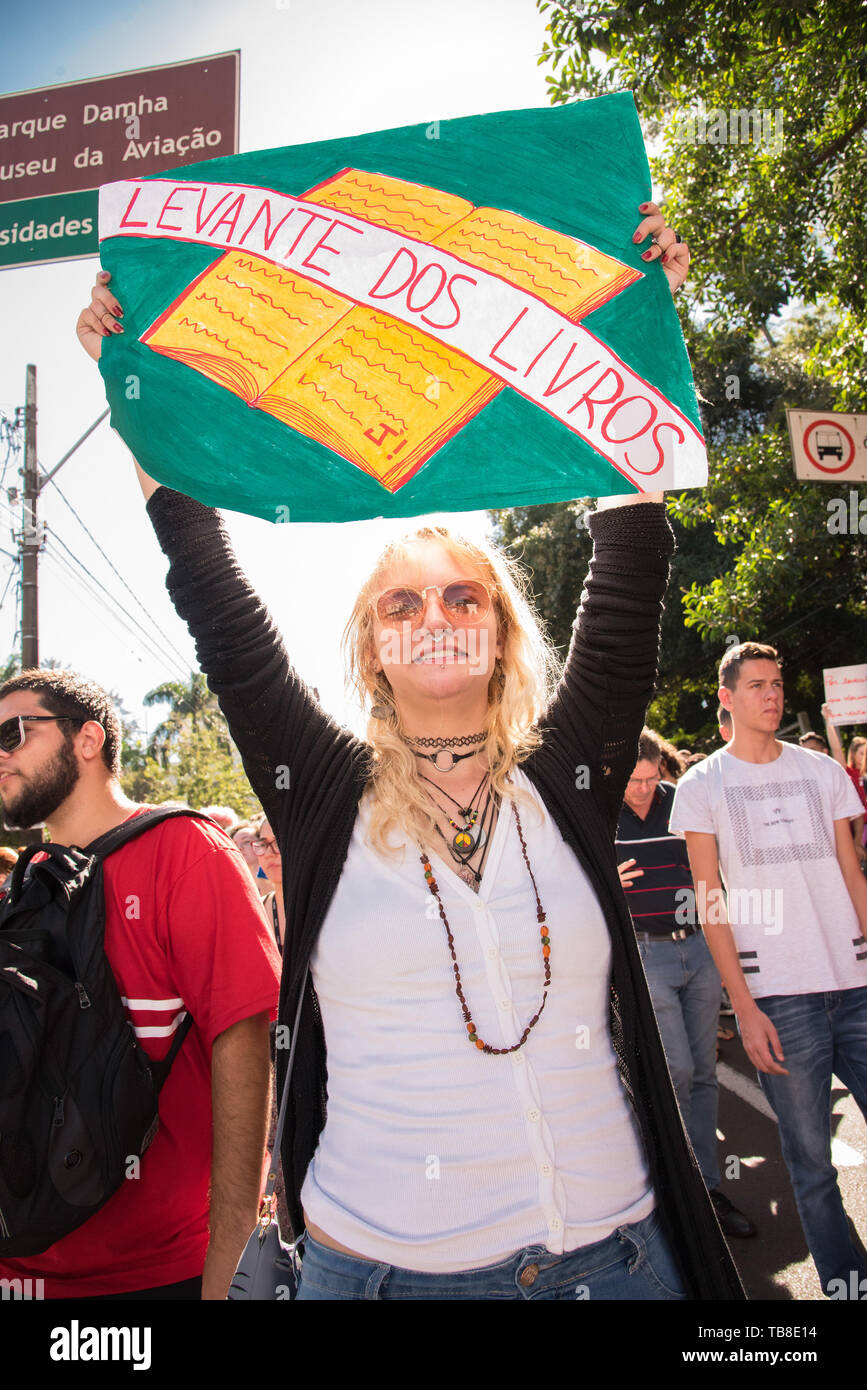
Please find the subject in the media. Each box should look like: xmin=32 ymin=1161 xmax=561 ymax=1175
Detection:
xmin=0 ymin=560 xmax=15 ymax=612
xmin=0 ymin=412 xmax=22 ymax=493
xmin=39 ymin=471 xmax=191 ymax=673
xmin=0 ymin=496 xmax=191 ymax=679
xmin=43 ymin=536 xmax=188 ymax=678
xmin=39 ymin=553 xmax=159 ymax=673
xmin=44 ymin=526 xmax=190 ymax=680
xmin=41 ymin=547 xmax=189 ymax=679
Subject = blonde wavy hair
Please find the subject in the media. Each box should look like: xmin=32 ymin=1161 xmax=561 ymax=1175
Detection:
xmin=342 ymin=525 xmax=562 ymax=855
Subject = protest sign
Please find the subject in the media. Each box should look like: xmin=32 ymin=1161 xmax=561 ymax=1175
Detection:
xmin=823 ymin=664 xmax=867 ymax=726
xmin=98 ymin=93 xmax=707 ymax=522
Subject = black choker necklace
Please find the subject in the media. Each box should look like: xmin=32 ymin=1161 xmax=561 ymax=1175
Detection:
xmin=404 ymin=732 xmax=486 ymax=749
xmin=413 ymin=748 xmax=479 ymax=772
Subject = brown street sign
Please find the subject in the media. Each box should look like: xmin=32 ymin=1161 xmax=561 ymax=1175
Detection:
xmin=0 ymin=51 xmax=239 ymax=208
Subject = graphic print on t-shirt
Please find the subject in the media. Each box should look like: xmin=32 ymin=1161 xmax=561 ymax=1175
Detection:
xmin=724 ymin=778 xmax=833 ymax=867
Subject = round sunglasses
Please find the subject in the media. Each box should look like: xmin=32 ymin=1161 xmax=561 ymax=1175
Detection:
xmin=0 ymin=714 xmax=84 ymax=753
xmin=372 ymin=580 xmax=492 ymax=626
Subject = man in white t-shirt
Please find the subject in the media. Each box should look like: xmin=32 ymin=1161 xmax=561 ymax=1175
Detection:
xmin=670 ymin=641 xmax=867 ymax=1298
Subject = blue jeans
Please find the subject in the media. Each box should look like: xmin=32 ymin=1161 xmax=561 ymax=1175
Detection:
xmin=637 ymin=931 xmax=721 ymax=1189
xmin=757 ymin=987 xmax=867 ymax=1295
xmin=294 ymin=1208 xmax=686 ymax=1300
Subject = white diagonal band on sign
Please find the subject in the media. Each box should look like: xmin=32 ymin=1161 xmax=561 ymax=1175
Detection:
xmin=99 ymin=178 xmax=707 ymax=491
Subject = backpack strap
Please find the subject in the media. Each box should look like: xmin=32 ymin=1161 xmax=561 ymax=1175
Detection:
xmin=4 ymin=841 xmax=83 ymax=906
xmin=83 ymin=806 xmax=215 ymax=858
xmin=84 ymin=806 xmax=216 ymax=1088
xmin=148 ymin=1011 xmax=196 ymax=1092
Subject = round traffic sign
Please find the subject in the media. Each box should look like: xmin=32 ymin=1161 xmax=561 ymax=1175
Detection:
xmin=803 ymin=418 xmax=856 ymax=473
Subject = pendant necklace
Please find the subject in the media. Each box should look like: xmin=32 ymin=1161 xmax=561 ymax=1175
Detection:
xmin=406 ymin=731 xmax=486 ymax=775
xmin=419 ymin=769 xmax=489 ymax=854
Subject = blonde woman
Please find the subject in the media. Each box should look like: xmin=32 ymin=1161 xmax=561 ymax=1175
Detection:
xmin=77 ymin=203 xmax=742 ymax=1300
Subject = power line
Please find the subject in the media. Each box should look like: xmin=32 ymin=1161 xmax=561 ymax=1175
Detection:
xmin=40 ymin=471 xmax=191 ymax=672
xmin=45 ymin=540 xmax=190 ymax=682
xmin=0 ymin=560 xmax=15 ymax=612
xmin=0 ymin=493 xmax=191 ymax=679
xmin=0 ymin=495 xmax=192 ymax=678
xmin=46 ymin=523 xmax=190 ymax=679
xmin=43 ymin=531 xmax=189 ymax=678
xmin=0 ymin=412 xmax=22 ymax=493
xmin=39 ymin=552 xmax=162 ymax=673
xmin=41 ymin=546 xmax=188 ymax=680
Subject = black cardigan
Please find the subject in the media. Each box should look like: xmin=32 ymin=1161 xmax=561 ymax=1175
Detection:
xmin=146 ymin=487 xmax=744 ymax=1300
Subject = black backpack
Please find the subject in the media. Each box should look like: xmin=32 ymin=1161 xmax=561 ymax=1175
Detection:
xmin=0 ymin=807 xmax=210 ymax=1257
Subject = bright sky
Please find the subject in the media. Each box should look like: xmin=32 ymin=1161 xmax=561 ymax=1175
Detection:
xmin=0 ymin=0 xmax=554 ymax=742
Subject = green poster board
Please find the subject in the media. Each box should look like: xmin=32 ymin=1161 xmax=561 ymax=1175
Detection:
xmin=98 ymin=93 xmax=705 ymax=523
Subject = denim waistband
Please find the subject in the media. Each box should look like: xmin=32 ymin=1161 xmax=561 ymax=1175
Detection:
xmin=295 ymin=1207 xmax=683 ymax=1301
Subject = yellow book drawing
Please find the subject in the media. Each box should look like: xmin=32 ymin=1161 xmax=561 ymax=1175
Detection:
xmin=142 ymin=169 xmax=640 ymax=491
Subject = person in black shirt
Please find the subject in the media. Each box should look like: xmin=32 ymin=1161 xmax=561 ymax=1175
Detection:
xmin=616 ymin=728 xmax=757 ymax=1240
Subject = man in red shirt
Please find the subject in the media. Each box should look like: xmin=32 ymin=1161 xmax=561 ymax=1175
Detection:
xmin=0 ymin=670 xmax=282 ymax=1299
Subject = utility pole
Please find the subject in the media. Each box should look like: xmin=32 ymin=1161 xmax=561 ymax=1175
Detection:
xmin=13 ymin=365 xmax=108 ymax=671
xmin=20 ymin=363 xmax=41 ymax=669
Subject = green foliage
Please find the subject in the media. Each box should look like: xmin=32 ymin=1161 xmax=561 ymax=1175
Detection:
xmin=491 ymin=313 xmax=867 ymax=744
xmin=121 ymin=719 xmax=261 ymax=817
xmin=142 ymin=672 xmax=224 ymax=763
xmin=489 ymin=501 xmax=592 ymax=655
xmin=506 ymin=2 xmax=867 ymax=743
xmin=122 ymin=670 xmax=261 ymax=814
xmin=538 ymin=0 xmax=867 ymax=328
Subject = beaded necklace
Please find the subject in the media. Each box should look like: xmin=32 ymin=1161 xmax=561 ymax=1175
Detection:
xmin=420 ymin=798 xmax=551 ymax=1055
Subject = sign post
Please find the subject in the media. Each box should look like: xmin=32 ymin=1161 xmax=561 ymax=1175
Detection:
xmin=0 ymin=52 xmax=239 ymax=269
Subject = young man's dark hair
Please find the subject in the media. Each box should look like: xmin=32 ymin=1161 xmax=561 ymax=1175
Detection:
xmin=0 ymin=669 xmax=122 ymax=776
xmin=799 ymin=731 xmax=829 ymax=753
xmin=718 ymin=642 xmax=780 ymax=692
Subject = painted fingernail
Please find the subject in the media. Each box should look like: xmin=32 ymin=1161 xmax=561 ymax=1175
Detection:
xmin=639 ymin=203 xmax=650 ymax=211
xmin=113 ymin=322 xmax=124 ymax=333
xmin=661 ymin=253 xmax=669 ymax=264
xmin=113 ymin=304 xmax=123 ymax=316
xmin=632 ymin=230 xmax=643 ymax=242
xmin=98 ymin=271 xmax=110 ymax=281
xmin=641 ymin=250 xmax=653 ymax=260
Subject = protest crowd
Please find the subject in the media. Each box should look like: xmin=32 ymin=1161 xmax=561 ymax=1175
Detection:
xmin=0 ymin=193 xmax=865 ymax=1310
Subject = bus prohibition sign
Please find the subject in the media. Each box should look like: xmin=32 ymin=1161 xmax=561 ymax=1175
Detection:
xmin=803 ymin=418 xmax=855 ymax=473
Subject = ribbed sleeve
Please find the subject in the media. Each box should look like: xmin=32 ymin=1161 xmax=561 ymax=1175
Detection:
xmin=145 ymin=487 xmax=359 ymax=833
xmin=539 ymin=501 xmax=674 ymax=830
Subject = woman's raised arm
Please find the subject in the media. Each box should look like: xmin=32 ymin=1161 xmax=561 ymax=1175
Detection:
xmin=75 ymin=273 xmax=364 ymax=826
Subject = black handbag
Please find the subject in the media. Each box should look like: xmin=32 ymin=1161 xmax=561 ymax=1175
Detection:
xmin=227 ymin=968 xmax=307 ymax=1300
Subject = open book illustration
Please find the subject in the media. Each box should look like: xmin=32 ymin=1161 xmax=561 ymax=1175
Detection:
xmin=141 ymin=169 xmax=640 ymax=492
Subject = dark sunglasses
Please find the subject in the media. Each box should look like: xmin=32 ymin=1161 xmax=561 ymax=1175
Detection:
xmin=0 ymin=714 xmax=85 ymax=753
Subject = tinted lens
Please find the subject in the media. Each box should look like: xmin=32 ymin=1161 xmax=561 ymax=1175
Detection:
xmin=0 ymin=717 xmax=23 ymax=753
xmin=442 ymin=581 xmax=489 ymax=622
xmin=377 ymin=587 xmax=424 ymax=623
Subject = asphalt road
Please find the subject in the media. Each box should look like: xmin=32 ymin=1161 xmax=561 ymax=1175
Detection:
xmin=710 ymin=1022 xmax=867 ymax=1301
